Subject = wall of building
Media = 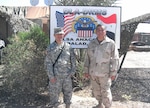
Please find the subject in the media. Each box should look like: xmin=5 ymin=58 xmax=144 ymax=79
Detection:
xmin=0 ymin=16 xmax=11 ymax=44
xmin=0 ymin=6 xmax=35 ymax=45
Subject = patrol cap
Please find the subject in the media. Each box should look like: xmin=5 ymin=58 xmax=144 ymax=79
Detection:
xmin=54 ymin=27 xmax=65 ymax=35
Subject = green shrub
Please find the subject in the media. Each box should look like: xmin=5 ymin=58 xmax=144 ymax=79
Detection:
xmin=72 ymin=49 xmax=90 ymax=91
xmin=1 ymin=26 xmax=49 ymax=105
xmin=0 ymin=25 xmax=89 ymax=105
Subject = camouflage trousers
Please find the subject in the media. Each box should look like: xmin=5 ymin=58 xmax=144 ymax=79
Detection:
xmin=91 ymin=76 xmax=112 ymax=108
xmin=48 ymin=75 xmax=72 ymax=107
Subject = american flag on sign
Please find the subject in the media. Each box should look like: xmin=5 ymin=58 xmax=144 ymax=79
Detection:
xmin=56 ymin=11 xmax=75 ymax=36
xmin=56 ymin=11 xmax=64 ymax=27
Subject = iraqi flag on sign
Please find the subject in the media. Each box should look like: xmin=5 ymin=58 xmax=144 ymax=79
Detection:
xmin=96 ymin=14 xmax=117 ymax=40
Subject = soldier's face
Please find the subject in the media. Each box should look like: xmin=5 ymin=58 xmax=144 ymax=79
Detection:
xmin=96 ymin=26 xmax=106 ymax=40
xmin=54 ymin=34 xmax=64 ymax=43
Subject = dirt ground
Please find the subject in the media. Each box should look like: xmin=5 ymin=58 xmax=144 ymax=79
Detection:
xmin=0 ymin=51 xmax=150 ymax=108
xmin=69 ymin=86 xmax=150 ymax=108
xmin=58 ymin=51 xmax=150 ymax=108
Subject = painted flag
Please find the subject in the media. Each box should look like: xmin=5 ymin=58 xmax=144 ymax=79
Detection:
xmin=106 ymin=31 xmax=115 ymax=40
xmin=56 ymin=11 xmax=75 ymax=36
xmin=96 ymin=14 xmax=116 ymax=24
xmin=56 ymin=11 xmax=64 ymax=27
xmin=78 ymin=30 xmax=93 ymax=37
xmin=63 ymin=13 xmax=75 ymax=36
xmin=77 ymin=27 xmax=93 ymax=37
xmin=96 ymin=14 xmax=117 ymax=41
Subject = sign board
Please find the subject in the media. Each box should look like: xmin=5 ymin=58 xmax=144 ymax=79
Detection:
xmin=50 ymin=6 xmax=121 ymax=49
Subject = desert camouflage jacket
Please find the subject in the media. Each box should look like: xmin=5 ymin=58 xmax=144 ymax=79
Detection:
xmin=84 ymin=36 xmax=119 ymax=77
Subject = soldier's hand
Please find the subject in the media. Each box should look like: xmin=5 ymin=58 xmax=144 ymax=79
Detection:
xmin=83 ymin=73 xmax=90 ymax=79
xmin=50 ymin=77 xmax=56 ymax=84
xmin=111 ymin=76 xmax=116 ymax=81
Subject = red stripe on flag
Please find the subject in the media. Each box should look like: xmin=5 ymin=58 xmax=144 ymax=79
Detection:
xmin=78 ymin=30 xmax=93 ymax=37
xmin=96 ymin=14 xmax=116 ymax=24
xmin=63 ymin=13 xmax=75 ymax=36
xmin=88 ymin=30 xmax=92 ymax=37
xmin=78 ymin=30 xmax=83 ymax=37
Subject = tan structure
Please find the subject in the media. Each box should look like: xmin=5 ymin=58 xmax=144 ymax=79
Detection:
xmin=25 ymin=6 xmax=49 ymax=35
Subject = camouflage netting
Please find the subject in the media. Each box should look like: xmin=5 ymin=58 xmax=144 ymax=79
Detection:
xmin=120 ymin=13 xmax=150 ymax=56
xmin=0 ymin=6 xmax=36 ymax=40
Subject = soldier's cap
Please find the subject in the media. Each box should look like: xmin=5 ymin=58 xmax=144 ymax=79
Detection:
xmin=54 ymin=27 xmax=65 ymax=35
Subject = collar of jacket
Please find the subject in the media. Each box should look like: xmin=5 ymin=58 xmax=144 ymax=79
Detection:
xmin=95 ymin=36 xmax=112 ymax=45
xmin=54 ymin=41 xmax=64 ymax=46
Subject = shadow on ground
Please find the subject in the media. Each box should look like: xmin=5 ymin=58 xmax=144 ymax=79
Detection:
xmin=1 ymin=68 xmax=150 ymax=107
xmin=112 ymin=68 xmax=150 ymax=103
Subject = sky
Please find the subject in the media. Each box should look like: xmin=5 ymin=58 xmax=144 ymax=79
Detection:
xmin=0 ymin=0 xmax=150 ymax=21
xmin=1 ymin=0 xmax=150 ymax=32
xmin=116 ymin=0 xmax=150 ymax=22
xmin=115 ymin=0 xmax=150 ymax=32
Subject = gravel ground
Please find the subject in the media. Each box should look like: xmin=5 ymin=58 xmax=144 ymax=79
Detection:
xmin=0 ymin=51 xmax=150 ymax=108
xmin=56 ymin=51 xmax=150 ymax=108
xmin=70 ymin=51 xmax=150 ymax=108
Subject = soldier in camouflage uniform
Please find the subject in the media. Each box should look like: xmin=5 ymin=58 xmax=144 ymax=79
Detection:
xmin=45 ymin=28 xmax=76 ymax=108
xmin=84 ymin=24 xmax=119 ymax=108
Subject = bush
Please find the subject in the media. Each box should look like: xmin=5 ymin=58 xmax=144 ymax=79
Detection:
xmin=0 ymin=26 xmax=89 ymax=105
xmin=1 ymin=26 xmax=49 ymax=105
xmin=72 ymin=49 xmax=90 ymax=91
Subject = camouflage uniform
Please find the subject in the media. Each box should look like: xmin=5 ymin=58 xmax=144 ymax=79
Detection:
xmin=84 ymin=36 xmax=119 ymax=108
xmin=45 ymin=41 xmax=76 ymax=107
